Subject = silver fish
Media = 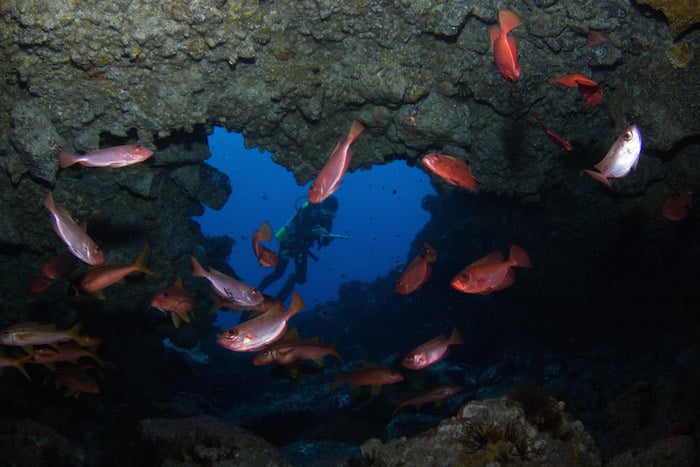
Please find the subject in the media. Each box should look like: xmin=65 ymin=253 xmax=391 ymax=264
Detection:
xmin=44 ymin=192 xmax=105 ymax=265
xmin=190 ymin=256 xmax=263 ymax=307
xmin=582 ymin=125 xmax=642 ymax=187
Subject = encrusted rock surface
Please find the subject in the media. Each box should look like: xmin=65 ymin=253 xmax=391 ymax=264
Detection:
xmin=360 ymin=397 xmax=601 ymax=466
xmin=1 ymin=0 xmax=698 ymax=194
xmin=138 ymin=415 xmax=292 ymax=466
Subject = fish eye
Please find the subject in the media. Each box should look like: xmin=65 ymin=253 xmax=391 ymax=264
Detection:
xmin=226 ymin=329 xmax=238 ymax=338
xmin=623 ymin=130 xmax=633 ymax=141
xmin=136 ymin=144 xmax=142 ymax=149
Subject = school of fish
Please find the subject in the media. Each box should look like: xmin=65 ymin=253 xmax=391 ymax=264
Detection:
xmin=4 ymin=7 xmax=688 ymax=412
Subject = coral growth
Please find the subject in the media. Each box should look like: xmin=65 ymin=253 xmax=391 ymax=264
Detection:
xmin=636 ymin=0 xmax=700 ymax=38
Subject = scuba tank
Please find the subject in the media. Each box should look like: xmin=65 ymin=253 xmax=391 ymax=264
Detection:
xmin=275 ymin=197 xmax=309 ymax=242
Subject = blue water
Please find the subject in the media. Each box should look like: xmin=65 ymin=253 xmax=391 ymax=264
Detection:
xmin=195 ymin=127 xmax=436 ymax=310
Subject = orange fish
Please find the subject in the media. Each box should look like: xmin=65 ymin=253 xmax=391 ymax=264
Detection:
xmin=252 ymin=221 xmax=278 ymax=268
xmin=489 ymin=8 xmax=523 ymax=82
xmin=58 ymin=144 xmax=153 ymax=168
xmin=663 ymin=190 xmax=693 ymax=221
xmin=395 ymin=242 xmax=438 ymax=295
xmin=421 ymin=154 xmax=483 ymax=191
xmin=451 ymin=244 xmax=532 ymax=294
xmin=393 ymin=384 xmax=463 ymax=415
xmin=217 ymin=290 xmax=306 ymax=352
xmin=308 ymin=120 xmax=365 ymax=203
xmin=151 ymin=278 xmax=197 ymax=328
xmin=78 ymin=249 xmax=153 ymax=295
xmin=531 ymin=115 xmax=573 ymax=152
xmin=333 ymin=364 xmax=404 ymax=396
xmin=401 ymin=326 xmax=463 ymax=370
xmin=549 ymin=73 xmax=603 ymax=107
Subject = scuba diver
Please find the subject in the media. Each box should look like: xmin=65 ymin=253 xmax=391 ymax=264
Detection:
xmin=258 ymin=195 xmax=344 ymax=303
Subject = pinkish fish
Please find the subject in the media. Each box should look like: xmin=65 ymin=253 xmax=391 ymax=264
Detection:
xmin=190 ymin=256 xmax=263 ymax=307
xmin=44 ymin=192 xmax=105 ymax=265
xmin=333 ymin=364 xmax=404 ymax=396
xmin=581 ymin=125 xmax=642 ymax=187
xmin=308 ymin=120 xmax=365 ymax=203
xmin=217 ymin=290 xmax=306 ymax=352
xmin=393 ymin=384 xmax=463 ymax=415
xmin=58 ymin=144 xmax=153 ymax=168
xmin=0 ymin=321 xmax=87 ymax=348
xmin=401 ymin=327 xmax=463 ymax=370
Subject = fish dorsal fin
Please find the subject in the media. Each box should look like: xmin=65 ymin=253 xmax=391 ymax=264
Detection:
xmin=468 ymin=251 xmax=504 ymax=268
xmin=258 ymin=221 xmax=273 ymax=242
xmin=174 ymin=278 xmax=183 ymax=288
xmin=284 ymin=327 xmax=301 ymax=341
xmin=489 ymin=25 xmax=500 ymax=49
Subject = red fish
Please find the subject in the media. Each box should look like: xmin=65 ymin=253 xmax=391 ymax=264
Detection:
xmin=531 ymin=115 xmax=573 ymax=152
xmin=58 ymin=144 xmax=153 ymax=168
xmin=333 ymin=364 xmax=404 ymax=396
xmin=421 ymin=154 xmax=483 ymax=190
xmin=401 ymin=327 xmax=463 ymax=370
xmin=41 ymin=250 xmax=80 ymax=279
xmin=151 ymin=278 xmax=197 ymax=328
xmin=395 ymin=242 xmax=438 ymax=294
xmin=663 ymin=190 xmax=693 ymax=221
xmin=252 ymin=330 xmax=341 ymax=366
xmin=393 ymin=384 xmax=463 ymax=415
xmin=252 ymin=221 xmax=278 ymax=268
xmin=489 ymin=8 xmax=523 ymax=82
xmin=451 ymin=244 xmax=531 ymax=294
xmin=549 ymin=73 xmax=603 ymax=107
xmin=308 ymin=120 xmax=365 ymax=203
xmin=191 ymin=256 xmax=263 ymax=307
xmin=217 ymin=290 xmax=306 ymax=352
xmin=78 ymin=249 xmax=153 ymax=295
xmin=54 ymin=365 xmax=100 ymax=397
xmin=25 ymin=275 xmax=53 ymax=295
xmin=44 ymin=192 xmax=105 ymax=265
xmin=30 ymin=341 xmax=104 ymax=368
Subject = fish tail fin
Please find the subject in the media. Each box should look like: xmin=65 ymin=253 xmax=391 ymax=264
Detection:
xmin=498 ymin=8 xmax=522 ymax=35
xmin=508 ymin=244 xmax=532 ymax=268
xmin=190 ymin=256 xmax=207 ymax=278
xmin=133 ymin=248 xmax=154 ymax=275
xmin=68 ymin=322 xmax=89 ymax=347
xmin=288 ymin=290 xmax=306 ymax=317
xmin=171 ymin=313 xmax=181 ymax=328
xmin=581 ymin=169 xmax=612 ymax=187
xmin=208 ymin=294 xmax=224 ymax=314
xmin=450 ymin=326 xmax=464 ymax=346
xmin=347 ymin=120 xmax=366 ymax=143
xmin=14 ymin=354 xmax=32 ymax=381
xmin=58 ymin=150 xmax=78 ymax=168
xmin=43 ymin=191 xmax=55 ymax=212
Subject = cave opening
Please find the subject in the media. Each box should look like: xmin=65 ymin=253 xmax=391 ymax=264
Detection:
xmin=195 ymin=126 xmax=436 ymax=309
